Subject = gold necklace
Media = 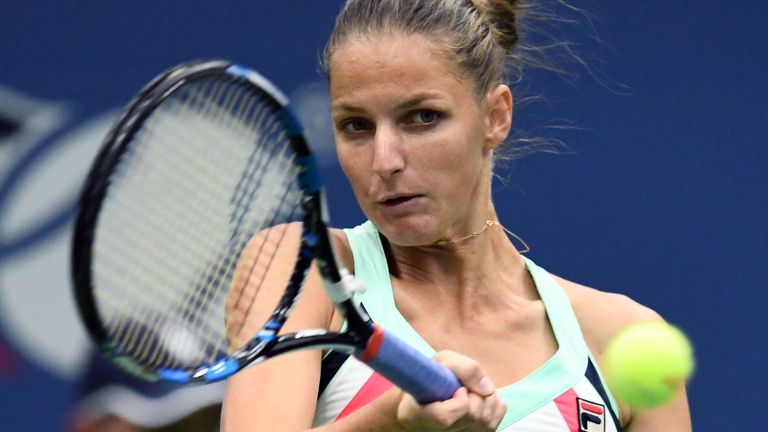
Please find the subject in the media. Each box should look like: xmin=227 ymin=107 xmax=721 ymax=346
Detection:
xmin=436 ymin=220 xmax=530 ymax=253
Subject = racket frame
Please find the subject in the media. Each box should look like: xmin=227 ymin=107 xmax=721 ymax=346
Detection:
xmin=71 ymin=60 xmax=371 ymax=382
xmin=72 ymin=60 xmax=460 ymax=403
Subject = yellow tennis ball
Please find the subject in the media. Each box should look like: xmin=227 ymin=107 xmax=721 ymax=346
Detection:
xmin=603 ymin=321 xmax=694 ymax=410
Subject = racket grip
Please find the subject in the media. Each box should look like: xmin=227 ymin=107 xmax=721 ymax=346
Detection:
xmin=357 ymin=324 xmax=461 ymax=404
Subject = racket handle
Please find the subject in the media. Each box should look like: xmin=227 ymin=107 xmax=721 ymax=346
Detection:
xmin=357 ymin=324 xmax=461 ymax=404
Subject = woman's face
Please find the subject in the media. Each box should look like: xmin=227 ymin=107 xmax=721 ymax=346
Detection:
xmin=329 ymin=33 xmax=509 ymax=246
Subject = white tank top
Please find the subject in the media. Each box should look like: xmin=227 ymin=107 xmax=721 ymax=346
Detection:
xmin=313 ymin=221 xmax=622 ymax=432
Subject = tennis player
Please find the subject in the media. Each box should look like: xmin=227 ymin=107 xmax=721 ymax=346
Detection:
xmin=223 ymin=0 xmax=691 ymax=430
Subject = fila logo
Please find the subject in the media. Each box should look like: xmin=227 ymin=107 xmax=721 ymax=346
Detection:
xmin=577 ymin=398 xmax=605 ymax=432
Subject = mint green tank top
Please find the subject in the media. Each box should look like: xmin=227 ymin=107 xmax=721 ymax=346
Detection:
xmin=339 ymin=221 xmax=622 ymax=431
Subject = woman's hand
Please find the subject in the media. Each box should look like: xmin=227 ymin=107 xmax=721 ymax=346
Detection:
xmin=395 ymin=350 xmax=507 ymax=431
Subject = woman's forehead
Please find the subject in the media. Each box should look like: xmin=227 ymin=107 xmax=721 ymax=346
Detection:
xmin=329 ymin=32 xmax=451 ymax=72
xmin=329 ymin=33 xmax=471 ymax=95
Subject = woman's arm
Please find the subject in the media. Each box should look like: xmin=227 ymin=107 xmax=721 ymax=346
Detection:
xmin=625 ymin=390 xmax=691 ymax=432
xmin=222 ymin=224 xmax=337 ymax=431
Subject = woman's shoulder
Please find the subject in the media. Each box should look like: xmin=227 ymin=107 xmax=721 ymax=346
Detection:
xmin=550 ymin=276 xmax=691 ymax=428
xmin=552 ymin=275 xmax=663 ymax=354
xmin=329 ymin=222 xmax=381 ymax=272
xmin=329 ymin=227 xmax=354 ymax=272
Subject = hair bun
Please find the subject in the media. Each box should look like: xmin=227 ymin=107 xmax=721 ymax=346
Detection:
xmin=470 ymin=0 xmax=520 ymax=51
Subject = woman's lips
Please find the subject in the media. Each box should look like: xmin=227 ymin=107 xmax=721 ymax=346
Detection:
xmin=378 ymin=194 xmax=423 ymax=209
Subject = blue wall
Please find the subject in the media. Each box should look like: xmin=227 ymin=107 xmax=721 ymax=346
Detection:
xmin=0 ymin=1 xmax=765 ymax=430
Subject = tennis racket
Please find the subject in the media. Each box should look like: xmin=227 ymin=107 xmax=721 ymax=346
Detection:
xmin=71 ymin=59 xmax=461 ymax=404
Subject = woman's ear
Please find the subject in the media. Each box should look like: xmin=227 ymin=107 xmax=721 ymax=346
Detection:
xmin=484 ymin=84 xmax=513 ymax=151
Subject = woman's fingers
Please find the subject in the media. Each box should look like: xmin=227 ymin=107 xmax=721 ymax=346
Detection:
xmin=462 ymin=390 xmax=507 ymax=431
xmin=492 ymin=393 xmax=507 ymax=425
xmin=397 ymin=387 xmax=466 ymax=430
xmin=395 ymin=350 xmax=507 ymax=431
xmin=433 ymin=350 xmax=495 ymax=397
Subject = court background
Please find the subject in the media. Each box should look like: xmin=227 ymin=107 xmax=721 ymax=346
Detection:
xmin=0 ymin=1 xmax=765 ymax=430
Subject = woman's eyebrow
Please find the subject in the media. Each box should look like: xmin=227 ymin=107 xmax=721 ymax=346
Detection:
xmin=333 ymin=93 xmax=447 ymax=113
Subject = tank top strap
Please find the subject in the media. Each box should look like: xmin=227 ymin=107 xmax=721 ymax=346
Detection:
xmin=342 ymin=221 xmax=434 ymax=354
xmin=521 ymin=257 xmax=587 ymax=358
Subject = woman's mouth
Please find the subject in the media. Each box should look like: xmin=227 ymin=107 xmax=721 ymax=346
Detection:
xmin=379 ymin=195 xmax=422 ymax=208
xmin=384 ymin=196 xmax=413 ymax=205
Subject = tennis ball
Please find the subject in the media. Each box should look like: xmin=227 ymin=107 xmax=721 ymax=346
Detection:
xmin=603 ymin=321 xmax=694 ymax=410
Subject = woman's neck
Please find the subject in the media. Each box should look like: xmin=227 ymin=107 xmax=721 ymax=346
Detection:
xmin=386 ymin=223 xmax=533 ymax=301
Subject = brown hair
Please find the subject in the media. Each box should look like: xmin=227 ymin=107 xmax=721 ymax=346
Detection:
xmin=322 ymin=0 xmax=521 ymax=97
xmin=322 ymin=0 xmax=595 ymax=162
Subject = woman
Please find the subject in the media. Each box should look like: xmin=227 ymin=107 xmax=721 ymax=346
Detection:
xmin=223 ymin=0 xmax=692 ymax=430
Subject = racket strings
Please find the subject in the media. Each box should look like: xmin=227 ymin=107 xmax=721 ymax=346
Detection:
xmin=180 ymin=142 xmax=301 ymax=360
xmin=96 ymin=134 xmax=240 ymax=367
xmin=162 ymin=85 xmax=301 ymax=364
xmin=223 ymin=184 xmax=306 ymax=347
xmin=99 ymin=165 xmax=243 ymax=364
xmin=220 ymin=141 xmax=307 ymax=346
xmin=173 ymin=90 xmax=303 ymax=349
xmin=224 ymin=226 xmax=292 ymax=348
xmin=92 ymin=77 xmax=307 ymax=371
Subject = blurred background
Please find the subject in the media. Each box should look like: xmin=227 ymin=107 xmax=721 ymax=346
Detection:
xmin=0 ymin=1 xmax=765 ymax=430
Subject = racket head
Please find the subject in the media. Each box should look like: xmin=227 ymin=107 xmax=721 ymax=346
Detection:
xmin=71 ymin=60 xmax=333 ymax=383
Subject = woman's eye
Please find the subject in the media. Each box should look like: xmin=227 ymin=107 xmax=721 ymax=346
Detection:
xmin=410 ymin=110 xmax=440 ymax=125
xmin=340 ymin=119 xmax=370 ymax=133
